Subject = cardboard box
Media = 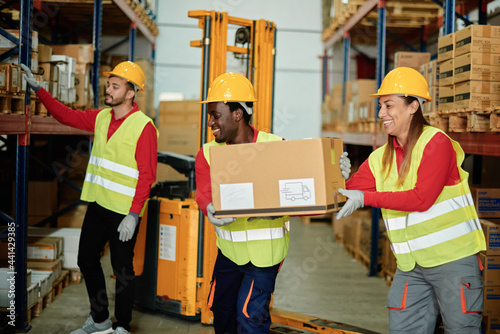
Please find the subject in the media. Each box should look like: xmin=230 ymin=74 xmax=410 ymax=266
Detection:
xmin=0 ymin=63 xmax=7 ymax=91
xmin=482 ymin=315 xmax=500 ymax=334
xmin=51 ymin=44 xmax=94 ymax=64
xmin=456 ymin=25 xmax=500 ymax=57
xmin=484 ymin=286 xmax=500 ymax=315
xmin=28 ymin=179 xmax=58 ymax=217
xmin=427 ymin=60 xmax=439 ymax=87
xmin=210 ymin=138 xmax=346 ymax=217
xmin=28 ymin=228 xmax=81 ymax=269
xmin=438 ymin=33 xmax=455 ymax=62
xmin=480 ymin=253 xmax=500 ymax=286
xmin=394 ymin=52 xmax=431 ymax=71
xmin=438 ymin=85 xmax=454 ymax=111
xmin=439 ymin=59 xmax=454 ymax=86
xmin=27 ymin=236 xmax=63 ymax=261
xmin=454 ymin=81 xmax=500 ymax=110
xmin=454 ymin=52 xmax=500 ymax=84
xmin=427 ymin=86 xmax=439 ymax=113
xmin=352 ymin=79 xmax=376 ymax=120
xmin=0 ymin=29 xmax=38 ymax=50
xmin=481 ymin=219 xmax=500 ymax=255
xmin=38 ymin=63 xmax=59 ymax=82
xmin=475 ymin=188 xmax=500 ymax=218
xmin=37 ymin=44 xmax=52 ymax=62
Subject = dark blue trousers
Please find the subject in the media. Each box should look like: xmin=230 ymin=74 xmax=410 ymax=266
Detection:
xmin=209 ymin=250 xmax=281 ymax=334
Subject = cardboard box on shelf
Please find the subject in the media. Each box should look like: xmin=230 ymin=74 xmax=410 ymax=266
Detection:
xmin=210 ymin=137 xmax=346 ymax=218
xmin=28 ymin=228 xmax=81 ymax=269
xmin=352 ymin=79 xmax=376 ymax=120
xmin=0 ymin=29 xmax=38 ymax=50
xmin=484 ymin=286 xmax=500 ymax=315
xmin=438 ymin=33 xmax=455 ymax=62
xmin=454 ymin=52 xmax=500 ymax=84
xmin=482 ymin=315 xmax=500 ymax=334
xmin=438 ymin=85 xmax=454 ymax=111
xmin=427 ymin=60 xmax=439 ymax=87
xmin=439 ymin=59 xmax=454 ymax=86
xmin=481 ymin=219 xmax=500 ymax=255
xmin=0 ymin=63 xmax=7 ymax=91
xmin=455 ymin=24 xmax=500 ymax=57
xmin=38 ymin=62 xmax=59 ymax=82
xmin=27 ymin=236 xmax=63 ymax=261
xmin=394 ymin=52 xmax=431 ymax=71
xmin=454 ymin=81 xmax=500 ymax=110
xmin=480 ymin=252 xmax=500 ymax=286
xmin=474 ymin=188 xmax=500 ymax=218
xmin=37 ymin=44 xmax=52 ymax=62
xmin=50 ymin=44 xmax=94 ymax=64
xmin=426 ymin=86 xmax=439 ymax=113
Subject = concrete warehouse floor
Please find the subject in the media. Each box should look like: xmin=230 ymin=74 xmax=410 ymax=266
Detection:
xmin=28 ymin=217 xmax=390 ymax=334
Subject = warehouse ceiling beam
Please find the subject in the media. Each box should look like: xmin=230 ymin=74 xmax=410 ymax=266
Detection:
xmin=324 ymin=0 xmax=378 ymax=49
xmin=112 ymin=0 xmax=155 ymax=44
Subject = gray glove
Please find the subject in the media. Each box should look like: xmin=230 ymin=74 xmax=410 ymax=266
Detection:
xmin=336 ymin=188 xmax=364 ymax=220
xmin=117 ymin=212 xmax=139 ymax=242
xmin=340 ymin=152 xmax=351 ymax=180
xmin=20 ymin=64 xmax=41 ymax=92
xmin=207 ymin=203 xmax=236 ymax=227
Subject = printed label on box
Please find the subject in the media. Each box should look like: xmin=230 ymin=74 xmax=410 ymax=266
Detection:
xmin=220 ymin=183 xmax=254 ymax=210
xmin=491 ymin=232 xmax=500 ymax=248
xmin=479 ymin=198 xmax=500 ymax=211
xmin=159 ymin=224 xmax=176 ymax=261
xmin=279 ymin=178 xmax=316 ymax=207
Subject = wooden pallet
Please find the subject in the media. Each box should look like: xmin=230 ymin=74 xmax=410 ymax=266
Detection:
xmin=438 ymin=109 xmax=500 ymax=132
xmin=301 ymin=213 xmax=332 ymax=225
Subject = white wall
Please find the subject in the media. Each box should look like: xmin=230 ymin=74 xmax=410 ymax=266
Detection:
xmin=155 ymin=0 xmax=323 ymax=140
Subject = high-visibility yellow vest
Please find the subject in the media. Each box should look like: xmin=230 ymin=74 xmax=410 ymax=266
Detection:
xmin=203 ymin=131 xmax=290 ymax=267
xmin=81 ymin=108 xmax=157 ymax=216
xmin=369 ymin=126 xmax=486 ymax=272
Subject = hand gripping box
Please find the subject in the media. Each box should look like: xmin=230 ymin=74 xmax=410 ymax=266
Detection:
xmin=210 ymin=137 xmax=346 ymax=218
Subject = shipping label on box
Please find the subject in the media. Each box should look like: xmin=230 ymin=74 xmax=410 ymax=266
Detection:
xmin=454 ymin=81 xmax=500 ymax=110
xmin=454 ymin=52 xmax=500 ymax=84
xmin=476 ymin=189 xmax=500 ymax=218
xmin=481 ymin=219 xmax=500 ymax=255
xmin=484 ymin=286 xmax=500 ymax=315
xmin=438 ymin=85 xmax=454 ymax=111
xmin=210 ymin=137 xmax=346 ymax=217
xmin=438 ymin=33 xmax=455 ymax=62
xmin=455 ymin=25 xmax=500 ymax=57
xmin=480 ymin=253 xmax=500 ymax=286
xmin=439 ymin=59 xmax=454 ymax=86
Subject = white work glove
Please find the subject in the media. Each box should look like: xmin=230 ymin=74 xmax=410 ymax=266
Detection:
xmin=336 ymin=188 xmax=364 ymax=220
xmin=20 ymin=64 xmax=41 ymax=92
xmin=340 ymin=152 xmax=351 ymax=180
xmin=117 ymin=212 xmax=139 ymax=242
xmin=207 ymin=203 xmax=236 ymax=227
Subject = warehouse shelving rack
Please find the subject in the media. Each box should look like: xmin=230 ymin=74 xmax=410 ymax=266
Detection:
xmin=322 ymin=0 xmax=499 ymax=278
xmin=0 ymin=0 xmax=157 ymax=330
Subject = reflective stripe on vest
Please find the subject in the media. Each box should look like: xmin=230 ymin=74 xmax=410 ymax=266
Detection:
xmin=215 ymin=220 xmax=290 ymax=242
xmin=368 ymin=126 xmax=486 ymax=272
xmin=202 ymin=130 xmax=290 ymax=267
xmin=385 ymin=194 xmax=475 ymax=231
xmin=84 ymin=173 xmax=136 ymax=197
xmin=88 ymin=156 xmax=139 ymax=179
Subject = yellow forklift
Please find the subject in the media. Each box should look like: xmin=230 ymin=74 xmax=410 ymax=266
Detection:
xmin=132 ymin=10 xmax=378 ymax=334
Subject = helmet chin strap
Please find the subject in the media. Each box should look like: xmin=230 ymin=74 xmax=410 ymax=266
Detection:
xmin=226 ymin=101 xmax=253 ymax=115
xmin=396 ymin=95 xmax=425 ymax=111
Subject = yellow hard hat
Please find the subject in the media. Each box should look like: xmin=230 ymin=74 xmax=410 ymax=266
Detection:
xmin=201 ymin=72 xmax=257 ymax=104
xmin=370 ymin=67 xmax=431 ymax=102
xmin=103 ymin=61 xmax=145 ymax=92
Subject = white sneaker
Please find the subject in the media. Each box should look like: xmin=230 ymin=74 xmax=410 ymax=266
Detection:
xmin=69 ymin=316 xmax=113 ymax=334
xmin=113 ymin=327 xmax=129 ymax=334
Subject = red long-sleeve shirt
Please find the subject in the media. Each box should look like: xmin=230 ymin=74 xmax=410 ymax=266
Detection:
xmin=346 ymin=132 xmax=460 ymax=212
xmin=37 ymin=88 xmax=157 ymax=215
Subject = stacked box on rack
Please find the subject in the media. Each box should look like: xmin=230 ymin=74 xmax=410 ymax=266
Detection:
xmin=352 ymin=79 xmax=376 ymax=122
xmin=28 ymin=227 xmax=81 ymax=269
xmin=394 ymin=51 xmax=431 ymax=71
xmin=453 ymin=26 xmax=500 ymax=113
xmin=437 ymin=33 xmax=455 ymax=114
xmin=51 ymin=55 xmax=76 ymax=104
xmin=51 ymin=44 xmax=94 ymax=108
xmin=480 ymin=219 xmax=500 ymax=327
xmin=0 ymin=29 xmax=39 ymax=73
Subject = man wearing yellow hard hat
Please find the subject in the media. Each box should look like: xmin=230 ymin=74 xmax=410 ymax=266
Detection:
xmin=22 ymin=61 xmax=158 ymax=334
xmin=336 ymin=67 xmax=486 ymax=333
xmin=195 ymin=72 xmax=290 ymax=334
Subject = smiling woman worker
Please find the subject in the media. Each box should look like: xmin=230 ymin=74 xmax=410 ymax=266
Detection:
xmin=336 ymin=67 xmax=486 ymax=333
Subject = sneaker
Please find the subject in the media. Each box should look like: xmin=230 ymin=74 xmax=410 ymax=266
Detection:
xmin=113 ymin=327 xmax=129 ymax=334
xmin=69 ymin=316 xmax=113 ymax=334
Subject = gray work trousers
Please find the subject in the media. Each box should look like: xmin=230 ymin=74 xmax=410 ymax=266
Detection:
xmin=387 ymin=254 xmax=483 ymax=334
